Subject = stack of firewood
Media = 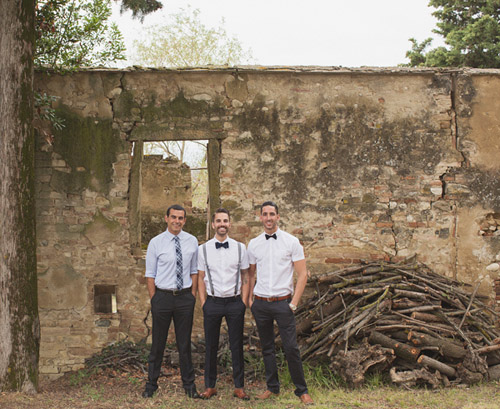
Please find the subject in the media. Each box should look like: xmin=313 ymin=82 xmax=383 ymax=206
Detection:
xmin=295 ymin=260 xmax=500 ymax=388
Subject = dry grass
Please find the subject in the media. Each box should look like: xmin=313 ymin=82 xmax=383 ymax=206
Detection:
xmin=1 ymin=368 xmax=499 ymax=409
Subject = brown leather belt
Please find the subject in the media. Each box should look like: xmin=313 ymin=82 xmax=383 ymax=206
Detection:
xmin=254 ymin=294 xmax=291 ymax=302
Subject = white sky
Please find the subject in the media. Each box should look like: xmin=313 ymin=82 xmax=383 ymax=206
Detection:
xmin=110 ymin=0 xmax=445 ymax=68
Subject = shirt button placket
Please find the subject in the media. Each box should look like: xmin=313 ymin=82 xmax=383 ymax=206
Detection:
xmin=269 ymin=240 xmax=274 ymax=295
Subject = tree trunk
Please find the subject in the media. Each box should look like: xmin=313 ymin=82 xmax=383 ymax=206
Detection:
xmin=0 ymin=0 xmax=39 ymax=393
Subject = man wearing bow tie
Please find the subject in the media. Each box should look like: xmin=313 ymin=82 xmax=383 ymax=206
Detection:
xmin=247 ymin=201 xmax=313 ymax=405
xmin=198 ymin=208 xmax=250 ymax=400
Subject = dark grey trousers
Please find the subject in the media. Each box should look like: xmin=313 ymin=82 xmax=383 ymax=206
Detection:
xmin=146 ymin=290 xmax=196 ymax=394
xmin=203 ymin=295 xmax=246 ymax=388
xmin=251 ymin=298 xmax=308 ymax=397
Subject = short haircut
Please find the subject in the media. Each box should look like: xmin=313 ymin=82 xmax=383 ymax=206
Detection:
xmin=260 ymin=201 xmax=279 ymax=214
xmin=212 ymin=207 xmax=230 ymax=222
xmin=166 ymin=204 xmax=186 ymax=217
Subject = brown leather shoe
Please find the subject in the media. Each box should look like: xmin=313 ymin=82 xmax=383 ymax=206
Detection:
xmin=299 ymin=393 xmax=314 ymax=405
xmin=256 ymin=390 xmax=279 ymax=400
xmin=233 ymin=388 xmax=250 ymax=400
xmin=199 ymin=388 xmax=217 ymax=399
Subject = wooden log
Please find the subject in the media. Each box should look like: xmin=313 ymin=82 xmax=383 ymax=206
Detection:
xmin=330 ymin=342 xmax=395 ymax=387
xmin=368 ymin=331 xmax=420 ymax=362
xmin=315 ymin=265 xmax=367 ymax=284
xmin=417 ymin=354 xmax=456 ymax=378
xmin=389 ymin=367 xmax=442 ymax=389
xmin=476 ymin=344 xmax=500 ymax=355
xmin=398 ymin=305 xmax=440 ymax=314
xmin=411 ymin=312 xmax=443 ymax=322
xmin=456 ymin=363 xmax=484 ymax=385
xmin=487 ymin=364 xmax=500 ymax=381
xmin=296 ymin=295 xmax=343 ymax=335
xmin=408 ymin=331 xmax=466 ymax=359
xmin=393 ymin=289 xmax=430 ymax=300
xmin=392 ymin=299 xmax=422 ymax=309
xmin=345 ymin=287 xmax=385 ymax=296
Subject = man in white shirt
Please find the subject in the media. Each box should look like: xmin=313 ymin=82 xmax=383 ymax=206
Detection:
xmin=198 ymin=208 xmax=250 ymax=400
xmin=143 ymin=204 xmax=200 ymax=399
xmin=247 ymin=201 xmax=313 ymax=405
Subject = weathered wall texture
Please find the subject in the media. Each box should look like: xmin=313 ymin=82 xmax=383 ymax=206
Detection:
xmin=141 ymin=154 xmax=192 ymax=245
xmin=34 ymin=67 xmax=500 ymax=379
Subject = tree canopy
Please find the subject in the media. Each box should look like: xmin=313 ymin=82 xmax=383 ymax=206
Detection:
xmin=35 ymin=0 xmax=126 ymax=71
xmin=405 ymin=0 xmax=500 ymax=68
xmin=132 ymin=7 xmax=253 ymax=67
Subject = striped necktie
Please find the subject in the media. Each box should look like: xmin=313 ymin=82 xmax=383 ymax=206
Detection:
xmin=174 ymin=235 xmax=183 ymax=290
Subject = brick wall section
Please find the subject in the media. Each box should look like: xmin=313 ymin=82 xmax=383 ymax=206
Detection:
xmin=34 ymin=67 xmax=500 ymax=378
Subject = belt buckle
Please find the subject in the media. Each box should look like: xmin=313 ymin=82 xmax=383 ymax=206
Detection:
xmin=267 ymin=297 xmax=275 ymax=302
xmin=172 ymin=289 xmax=181 ymax=296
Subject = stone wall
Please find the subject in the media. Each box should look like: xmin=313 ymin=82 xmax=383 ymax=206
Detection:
xmin=34 ymin=67 xmax=500 ymax=379
xmin=141 ymin=154 xmax=192 ymax=245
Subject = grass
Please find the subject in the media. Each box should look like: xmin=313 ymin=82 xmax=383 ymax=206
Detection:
xmin=1 ymin=374 xmax=499 ymax=409
xmin=2 ymin=344 xmax=500 ymax=408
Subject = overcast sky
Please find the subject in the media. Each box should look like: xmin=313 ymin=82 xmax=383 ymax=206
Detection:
xmin=111 ymin=0 xmax=445 ymax=68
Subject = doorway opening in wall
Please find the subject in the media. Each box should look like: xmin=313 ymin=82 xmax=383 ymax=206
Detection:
xmin=140 ymin=140 xmax=209 ymax=248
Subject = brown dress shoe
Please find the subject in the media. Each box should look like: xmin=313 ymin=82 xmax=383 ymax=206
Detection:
xmin=256 ymin=390 xmax=279 ymax=400
xmin=299 ymin=393 xmax=314 ymax=405
xmin=199 ymin=388 xmax=217 ymax=399
xmin=233 ymin=388 xmax=250 ymax=400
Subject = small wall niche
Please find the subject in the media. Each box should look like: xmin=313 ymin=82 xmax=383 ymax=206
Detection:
xmin=94 ymin=285 xmax=117 ymax=314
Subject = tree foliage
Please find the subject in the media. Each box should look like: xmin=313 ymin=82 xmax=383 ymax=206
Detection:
xmin=405 ymin=0 xmax=500 ymax=68
xmin=132 ymin=7 xmax=253 ymax=67
xmin=120 ymin=0 xmax=162 ymax=21
xmin=35 ymin=0 xmax=126 ymax=71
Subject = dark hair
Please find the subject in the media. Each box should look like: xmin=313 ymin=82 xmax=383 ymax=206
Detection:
xmin=166 ymin=204 xmax=186 ymax=217
xmin=212 ymin=207 xmax=230 ymax=222
xmin=260 ymin=201 xmax=279 ymax=214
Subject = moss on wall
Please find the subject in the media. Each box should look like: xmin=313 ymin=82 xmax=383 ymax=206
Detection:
xmin=115 ymin=90 xmax=225 ymax=124
xmin=234 ymin=97 xmax=446 ymax=210
xmin=184 ymin=215 xmax=207 ymax=242
xmin=466 ymin=168 xmax=500 ymax=212
xmin=51 ymin=106 xmax=126 ymax=194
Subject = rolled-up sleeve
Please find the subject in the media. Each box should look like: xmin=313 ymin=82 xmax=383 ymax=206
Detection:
xmin=145 ymin=240 xmax=158 ymax=278
xmin=190 ymin=239 xmax=199 ymax=275
xmin=197 ymin=245 xmax=206 ymax=272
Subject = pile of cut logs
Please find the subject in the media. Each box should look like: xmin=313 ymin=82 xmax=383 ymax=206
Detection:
xmin=295 ymin=260 xmax=500 ymax=388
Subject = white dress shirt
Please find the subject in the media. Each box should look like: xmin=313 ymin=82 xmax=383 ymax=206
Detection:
xmin=247 ymin=228 xmax=304 ymax=297
xmin=198 ymin=236 xmax=249 ymax=297
xmin=145 ymin=229 xmax=198 ymax=290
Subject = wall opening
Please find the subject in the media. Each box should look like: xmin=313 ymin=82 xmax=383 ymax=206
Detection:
xmin=141 ymin=140 xmax=209 ymax=245
xmin=129 ymin=136 xmax=221 ymax=255
xmin=94 ymin=285 xmax=117 ymax=314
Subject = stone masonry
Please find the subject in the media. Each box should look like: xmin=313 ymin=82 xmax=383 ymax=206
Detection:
xmin=34 ymin=67 xmax=500 ymax=379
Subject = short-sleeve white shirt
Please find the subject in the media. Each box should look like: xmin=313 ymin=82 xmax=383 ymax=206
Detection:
xmin=247 ymin=228 xmax=305 ymax=297
xmin=198 ymin=236 xmax=249 ymax=297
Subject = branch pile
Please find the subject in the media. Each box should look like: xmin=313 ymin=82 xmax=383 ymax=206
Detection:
xmin=296 ymin=261 xmax=500 ymax=388
xmin=85 ymin=340 xmax=150 ymax=373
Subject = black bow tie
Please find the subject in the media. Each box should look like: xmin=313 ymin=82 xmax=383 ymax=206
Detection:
xmin=265 ymin=233 xmax=277 ymax=240
xmin=215 ymin=241 xmax=229 ymax=249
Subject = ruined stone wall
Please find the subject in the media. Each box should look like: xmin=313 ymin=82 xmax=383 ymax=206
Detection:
xmin=141 ymin=154 xmax=192 ymax=245
xmin=34 ymin=67 xmax=500 ymax=379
